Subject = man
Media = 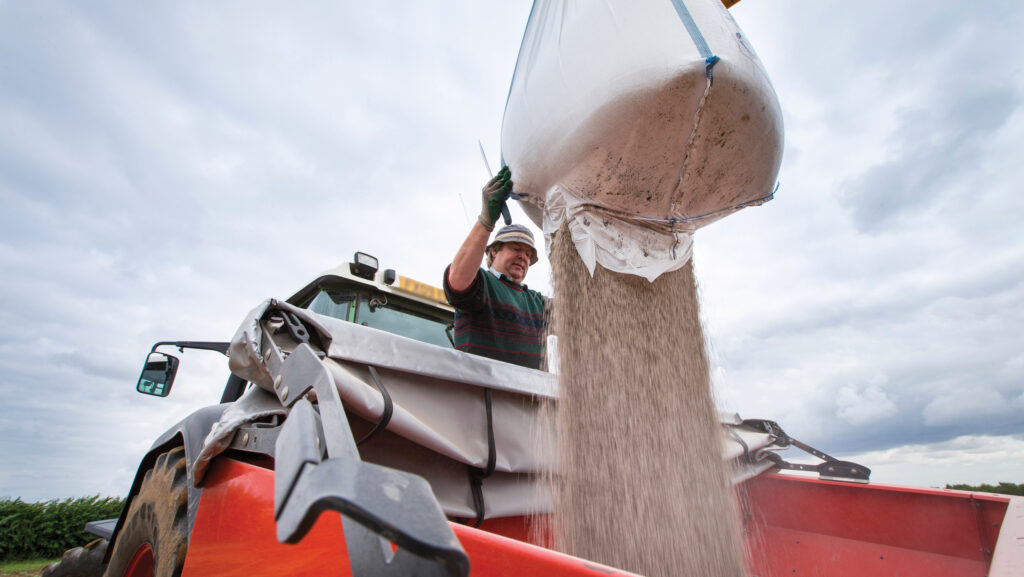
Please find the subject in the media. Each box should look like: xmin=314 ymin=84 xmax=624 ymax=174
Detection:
xmin=444 ymin=167 xmax=546 ymax=369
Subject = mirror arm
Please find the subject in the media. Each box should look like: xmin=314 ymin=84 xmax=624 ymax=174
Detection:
xmin=150 ymin=341 xmax=230 ymax=356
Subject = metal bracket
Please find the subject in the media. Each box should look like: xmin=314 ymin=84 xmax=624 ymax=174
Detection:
xmin=279 ymin=310 xmax=311 ymax=344
xmin=229 ymin=421 xmax=287 ymax=458
xmin=745 ymin=419 xmax=872 ymax=483
xmin=272 ymin=344 xmax=469 ymax=577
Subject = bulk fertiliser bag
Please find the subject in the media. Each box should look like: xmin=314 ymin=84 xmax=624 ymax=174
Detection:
xmin=501 ymin=0 xmax=783 ymax=281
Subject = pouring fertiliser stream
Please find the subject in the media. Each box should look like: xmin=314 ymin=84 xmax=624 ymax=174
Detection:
xmin=501 ymin=1 xmax=784 ymax=575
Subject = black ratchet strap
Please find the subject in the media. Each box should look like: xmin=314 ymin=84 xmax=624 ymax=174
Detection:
xmin=356 ymin=365 xmax=394 ymax=446
xmin=467 ymin=387 xmax=496 ymax=527
xmin=279 ymin=310 xmax=311 ymax=344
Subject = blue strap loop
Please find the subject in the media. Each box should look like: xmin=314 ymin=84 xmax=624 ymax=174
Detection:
xmin=670 ymin=0 xmax=715 ymax=60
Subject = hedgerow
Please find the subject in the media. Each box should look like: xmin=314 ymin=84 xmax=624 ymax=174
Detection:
xmin=944 ymin=482 xmax=1024 ymax=496
xmin=0 ymin=496 xmax=124 ymax=561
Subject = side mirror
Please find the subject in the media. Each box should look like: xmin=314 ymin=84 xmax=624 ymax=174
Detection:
xmin=137 ymin=352 xmax=180 ymax=397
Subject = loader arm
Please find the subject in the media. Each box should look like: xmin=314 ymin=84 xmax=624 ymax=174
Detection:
xmin=258 ymin=306 xmax=469 ymax=577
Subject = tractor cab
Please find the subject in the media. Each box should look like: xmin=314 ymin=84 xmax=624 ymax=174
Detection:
xmin=287 ymin=252 xmax=455 ymax=350
xmin=135 ymin=252 xmax=456 ymax=399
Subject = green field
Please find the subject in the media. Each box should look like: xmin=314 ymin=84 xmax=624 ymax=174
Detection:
xmin=0 ymin=558 xmax=58 ymax=577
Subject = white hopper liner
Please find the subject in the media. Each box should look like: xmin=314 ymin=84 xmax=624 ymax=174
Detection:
xmin=502 ymin=0 xmax=784 ymax=281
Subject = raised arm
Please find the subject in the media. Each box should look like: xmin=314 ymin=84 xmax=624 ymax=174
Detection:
xmin=447 ymin=221 xmax=492 ymax=292
xmin=447 ymin=167 xmax=513 ymax=292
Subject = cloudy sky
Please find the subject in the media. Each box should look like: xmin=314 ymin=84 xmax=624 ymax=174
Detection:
xmin=1 ymin=0 xmax=1022 ymax=503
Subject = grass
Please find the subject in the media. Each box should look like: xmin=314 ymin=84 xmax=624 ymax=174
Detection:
xmin=0 ymin=558 xmax=59 ymax=577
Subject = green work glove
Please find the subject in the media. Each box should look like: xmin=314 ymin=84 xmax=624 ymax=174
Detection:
xmin=478 ymin=166 xmax=512 ymax=231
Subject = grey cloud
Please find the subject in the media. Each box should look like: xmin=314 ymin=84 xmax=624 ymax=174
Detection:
xmin=3 ymin=0 xmax=1023 ymax=501
xmin=921 ymin=386 xmax=1014 ymax=427
xmin=712 ymin=246 xmax=1024 ymax=453
xmin=698 ymin=0 xmax=1024 ymax=477
xmin=51 ymin=350 xmax=139 ymax=384
xmin=843 ymin=434 xmax=1024 ymax=487
xmin=0 ymin=0 xmax=536 ymax=501
xmin=837 ymin=83 xmax=1019 ymax=233
xmin=835 ymin=380 xmax=897 ymax=426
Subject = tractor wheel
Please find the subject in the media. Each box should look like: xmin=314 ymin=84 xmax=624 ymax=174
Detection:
xmin=41 ymin=538 xmax=108 ymax=577
xmin=103 ymin=446 xmax=189 ymax=577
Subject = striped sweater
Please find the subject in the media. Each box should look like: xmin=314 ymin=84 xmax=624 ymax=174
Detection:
xmin=443 ymin=266 xmax=546 ymax=370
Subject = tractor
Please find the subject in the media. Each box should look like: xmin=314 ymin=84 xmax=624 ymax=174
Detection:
xmin=45 ymin=252 xmax=1023 ymax=577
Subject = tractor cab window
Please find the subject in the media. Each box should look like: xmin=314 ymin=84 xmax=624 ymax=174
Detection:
xmin=306 ymin=288 xmax=356 ymax=321
xmin=295 ymin=281 xmax=454 ymax=349
xmin=354 ymin=294 xmax=453 ymax=349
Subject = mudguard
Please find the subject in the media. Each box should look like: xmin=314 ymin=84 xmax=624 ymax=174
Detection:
xmin=102 ymin=403 xmax=227 ymax=561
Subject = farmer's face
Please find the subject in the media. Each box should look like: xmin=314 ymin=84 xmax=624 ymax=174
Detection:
xmin=492 ymin=242 xmax=533 ymax=283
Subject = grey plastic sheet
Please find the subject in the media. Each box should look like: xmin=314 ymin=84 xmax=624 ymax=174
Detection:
xmin=211 ymin=301 xmax=778 ymax=518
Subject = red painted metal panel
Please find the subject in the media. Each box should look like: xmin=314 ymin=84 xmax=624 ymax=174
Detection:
xmin=471 ymin=515 xmax=542 ymax=545
xmin=453 ymin=523 xmax=638 ymax=577
xmin=182 ymin=456 xmax=1020 ymax=577
xmin=741 ymin=473 xmax=1011 ymax=577
xmin=182 ymin=458 xmax=353 ymax=577
xmin=182 ymin=457 xmax=632 ymax=576
xmin=746 ymin=525 xmax=988 ymax=577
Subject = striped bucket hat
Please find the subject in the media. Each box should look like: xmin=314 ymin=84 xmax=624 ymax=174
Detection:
xmin=487 ymin=224 xmax=539 ymax=264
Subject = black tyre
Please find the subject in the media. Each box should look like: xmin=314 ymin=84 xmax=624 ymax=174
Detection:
xmin=41 ymin=538 xmax=108 ymax=577
xmin=103 ymin=446 xmax=189 ymax=577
